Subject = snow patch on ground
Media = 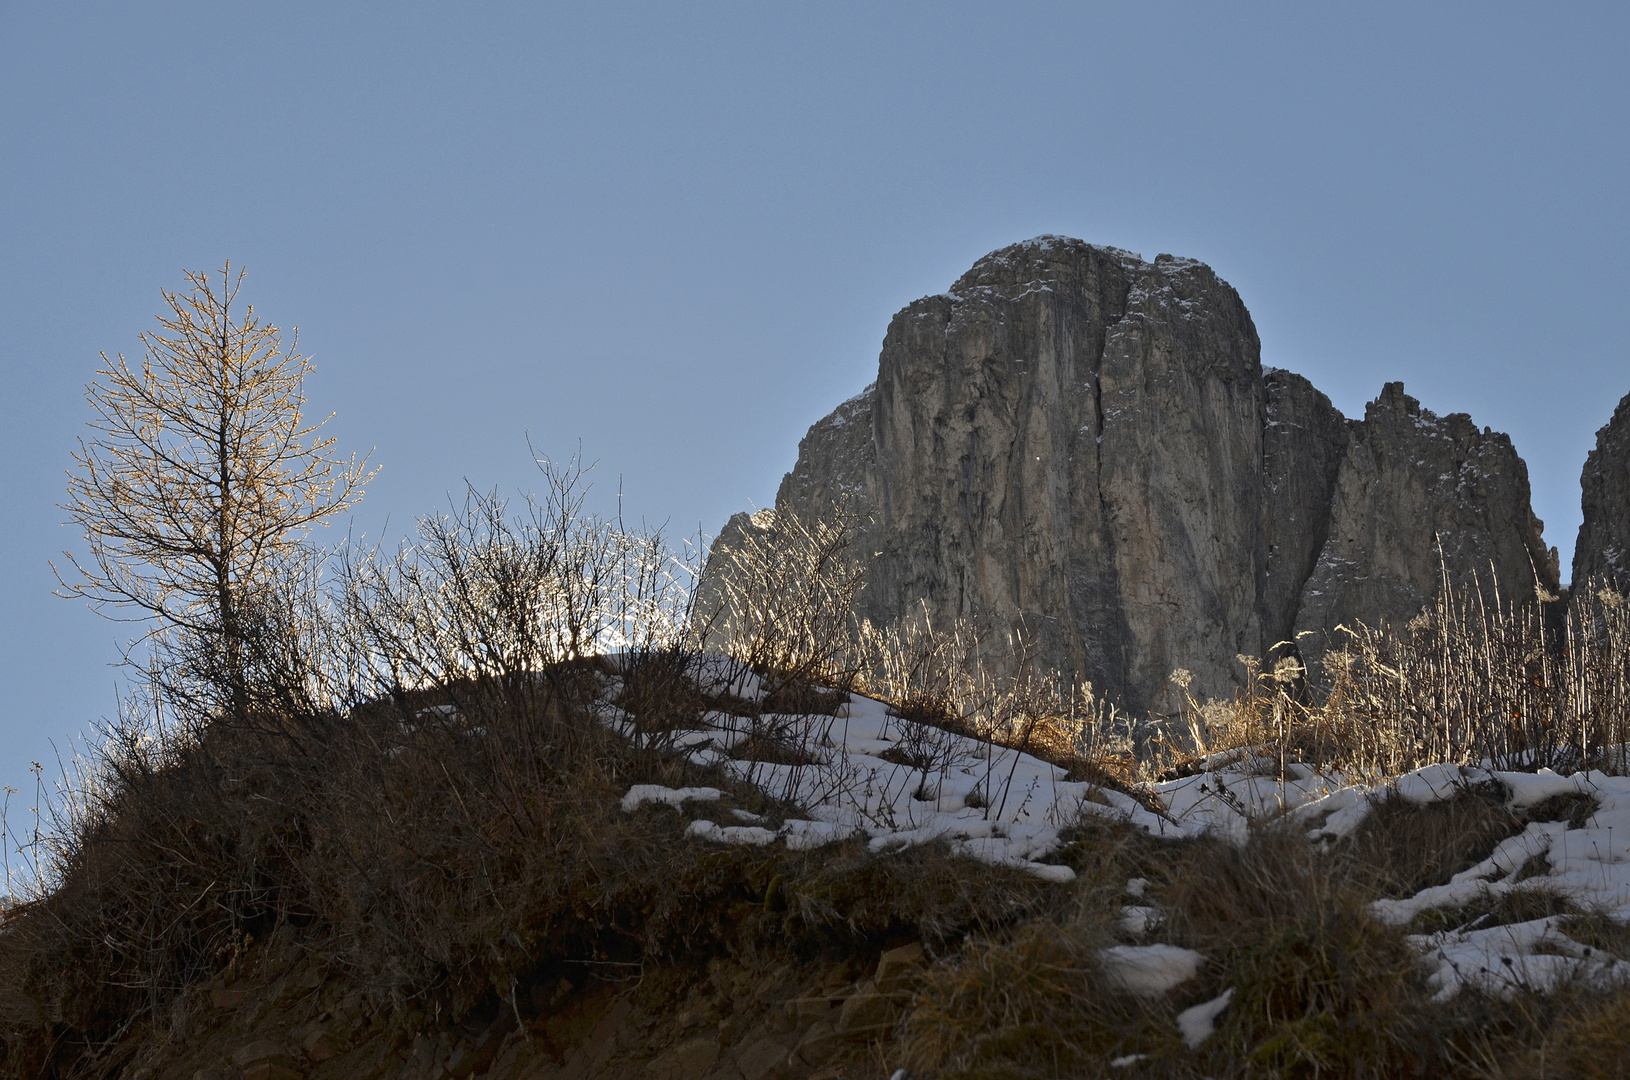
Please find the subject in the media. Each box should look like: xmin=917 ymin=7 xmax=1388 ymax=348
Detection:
xmin=1119 ymin=905 xmax=1162 ymax=935
xmin=620 ymin=684 xmax=1095 ymax=880
xmin=609 ymin=658 xmax=1630 ymax=1000
xmin=1411 ymin=916 xmax=1630 ymax=1001
xmin=1361 ymin=766 xmax=1630 ymax=997
xmin=684 ymin=820 xmax=779 ymax=846
xmin=621 ymin=785 xmax=722 ymax=812
xmin=1279 ymin=762 xmax=1630 ymax=998
xmin=1176 ymin=988 xmax=1235 ymax=1048
xmin=1099 ymin=944 xmax=1205 ymax=996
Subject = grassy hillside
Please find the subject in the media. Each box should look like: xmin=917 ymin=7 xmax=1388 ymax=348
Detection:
xmin=8 ymin=484 xmax=1630 ymax=1080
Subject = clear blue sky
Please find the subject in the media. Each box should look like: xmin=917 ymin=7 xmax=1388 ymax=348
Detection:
xmin=3 ymin=3 xmax=1626 ymax=800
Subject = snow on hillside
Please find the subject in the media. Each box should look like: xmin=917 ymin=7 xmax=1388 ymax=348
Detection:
xmin=602 ymin=657 xmax=1630 ymax=1015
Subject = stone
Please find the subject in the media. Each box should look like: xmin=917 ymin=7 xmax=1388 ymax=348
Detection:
xmin=717 ymin=238 xmax=1274 ymax=714
xmin=647 ymin=1035 xmax=720 ymax=1080
xmin=784 ymin=994 xmax=837 ymax=1024
xmin=874 ymin=943 xmax=924 ymax=985
xmin=240 ymin=1066 xmax=302 ymax=1080
xmin=1292 ymin=382 xmax=1559 ymax=655
xmin=1575 ymin=390 xmax=1630 ymax=589
xmin=231 ymin=1043 xmax=302 ymax=1080
xmin=792 ymin=1018 xmax=843 ymax=1066
xmin=773 ymin=383 xmax=877 ymax=531
xmin=207 ymin=980 xmax=250 ymax=1010
xmin=559 ymin=999 xmax=631 ymax=1080
xmin=1259 ymin=369 xmax=1351 ymax=650
xmin=445 ymin=1011 xmax=515 ymax=1080
xmin=732 ymin=1035 xmax=793 ymax=1080
xmin=231 ymin=1041 xmax=291 ymax=1069
xmin=834 ymin=982 xmax=902 ymax=1037
xmin=299 ymin=1025 xmax=343 ymax=1063
xmin=330 ymin=991 xmax=365 ymax=1026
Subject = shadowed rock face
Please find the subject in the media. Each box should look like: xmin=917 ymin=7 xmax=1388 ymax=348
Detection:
xmin=1291 ymin=383 xmax=1559 ymax=651
xmin=703 ymin=237 xmax=1561 ymax=715
xmin=1259 ymin=370 xmax=1352 ymax=653
xmin=1574 ymin=391 xmax=1630 ymax=590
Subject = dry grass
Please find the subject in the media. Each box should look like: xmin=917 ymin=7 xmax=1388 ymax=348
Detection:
xmin=895 ymin=824 xmax=1431 ymax=1079
xmin=1334 ymin=580 xmax=1630 ymax=776
xmin=1130 ymin=574 xmax=1630 ymax=796
xmin=1160 ymin=830 xmax=1423 ymax=1077
xmin=1343 ymin=784 xmax=1523 ymax=898
xmin=1541 ymin=992 xmax=1630 ymax=1079
xmin=900 ymin=920 xmax=1174 ymax=1079
xmin=698 ymin=503 xmax=869 ymax=701
xmin=893 ymin=792 xmax=1630 ymax=1080
xmin=0 ymin=662 xmax=1090 ymax=1079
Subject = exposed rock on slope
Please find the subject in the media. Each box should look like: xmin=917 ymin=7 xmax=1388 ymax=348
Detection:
xmin=1574 ymin=391 xmax=1630 ymax=589
xmin=704 ymin=237 xmax=1559 ymax=714
xmin=1293 ymin=383 xmax=1559 ymax=650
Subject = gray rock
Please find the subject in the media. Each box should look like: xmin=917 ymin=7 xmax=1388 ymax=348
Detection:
xmin=1292 ymin=383 xmax=1560 ymax=655
xmin=1083 ymin=250 xmax=1270 ymax=714
xmin=1259 ymin=369 xmax=1352 ymax=652
xmin=858 ymin=241 xmax=1281 ymax=713
xmin=868 ymin=240 xmax=1151 ymax=705
xmin=703 ymin=238 xmax=1559 ymax=715
xmin=647 ymin=1035 xmax=721 ymax=1080
xmin=1574 ymin=391 xmax=1630 ymax=589
xmin=773 ymin=383 xmax=876 ymax=526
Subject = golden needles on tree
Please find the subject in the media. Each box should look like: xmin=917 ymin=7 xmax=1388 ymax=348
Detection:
xmin=55 ymin=264 xmax=373 ymax=720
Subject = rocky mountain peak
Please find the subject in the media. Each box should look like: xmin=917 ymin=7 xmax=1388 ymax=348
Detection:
xmin=705 ymin=239 xmax=1566 ymax=716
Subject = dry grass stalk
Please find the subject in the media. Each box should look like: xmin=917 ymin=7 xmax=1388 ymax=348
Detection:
xmin=1141 ymin=576 xmax=1630 ymax=785
xmin=700 ymin=504 xmax=869 ymax=703
xmin=1314 ymin=578 xmax=1630 ymax=777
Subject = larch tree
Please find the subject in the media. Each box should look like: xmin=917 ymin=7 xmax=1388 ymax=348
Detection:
xmin=56 ymin=265 xmax=373 ymax=722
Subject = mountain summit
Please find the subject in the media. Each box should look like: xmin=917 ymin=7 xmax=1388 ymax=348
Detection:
xmin=706 ymin=237 xmax=1560 ymax=714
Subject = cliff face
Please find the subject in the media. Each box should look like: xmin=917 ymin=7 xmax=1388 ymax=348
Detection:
xmin=705 ymin=237 xmax=1561 ymax=714
xmin=1574 ymin=391 xmax=1630 ymax=589
xmin=1259 ymin=370 xmax=1352 ymax=652
xmin=1292 ymin=384 xmax=1559 ymax=648
xmin=860 ymin=239 xmax=1269 ymax=713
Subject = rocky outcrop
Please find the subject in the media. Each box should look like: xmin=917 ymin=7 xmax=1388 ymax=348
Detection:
xmin=860 ymin=239 xmax=1268 ymax=713
xmin=704 ymin=237 xmax=1560 ymax=714
xmin=1259 ymin=370 xmax=1352 ymax=651
xmin=1292 ymin=383 xmax=1559 ymax=650
xmin=773 ymin=383 xmax=877 ymax=525
xmin=1574 ymin=391 xmax=1630 ymax=589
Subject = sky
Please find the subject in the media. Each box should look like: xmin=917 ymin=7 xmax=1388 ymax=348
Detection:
xmin=2 ymin=2 xmax=1626 ymax=803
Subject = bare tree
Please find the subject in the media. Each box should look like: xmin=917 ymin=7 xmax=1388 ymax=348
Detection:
xmin=55 ymin=265 xmax=373 ymax=721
